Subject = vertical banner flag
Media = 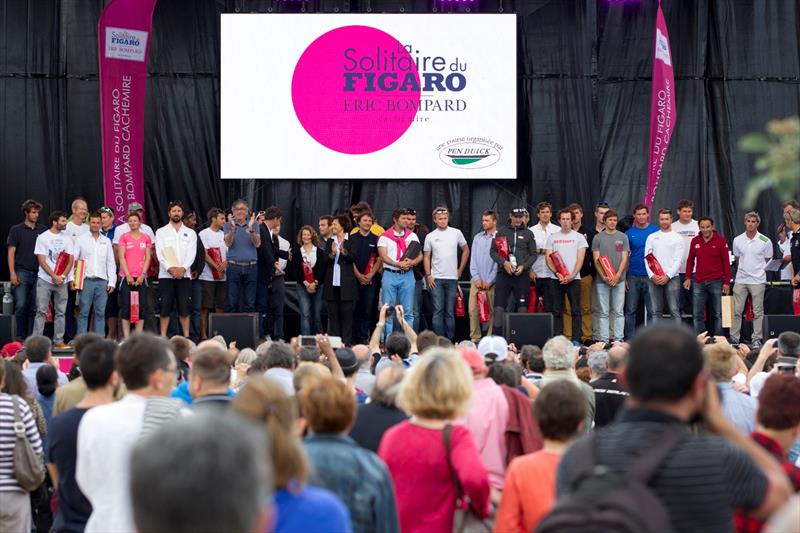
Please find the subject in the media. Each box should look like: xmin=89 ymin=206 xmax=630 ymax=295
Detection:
xmin=644 ymin=1 xmax=676 ymax=208
xmin=98 ymin=0 xmax=158 ymax=225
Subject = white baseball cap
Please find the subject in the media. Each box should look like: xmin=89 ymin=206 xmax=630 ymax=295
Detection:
xmin=478 ymin=335 xmax=508 ymax=363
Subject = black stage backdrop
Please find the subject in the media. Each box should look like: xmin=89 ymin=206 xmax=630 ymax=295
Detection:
xmin=1 ymin=0 xmax=799 ymax=279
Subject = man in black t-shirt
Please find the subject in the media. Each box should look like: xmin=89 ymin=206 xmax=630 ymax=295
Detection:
xmin=47 ymin=339 xmax=118 ymax=533
xmin=6 ymin=199 xmax=46 ymax=339
xmin=351 ymin=212 xmax=382 ymax=344
xmin=590 ymin=344 xmax=629 ymax=427
xmin=556 ymin=325 xmax=792 ymax=531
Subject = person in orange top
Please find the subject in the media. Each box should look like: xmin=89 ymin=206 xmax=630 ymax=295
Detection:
xmin=494 ymin=379 xmax=586 ymax=533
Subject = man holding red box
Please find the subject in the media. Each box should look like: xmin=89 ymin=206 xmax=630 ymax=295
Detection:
xmin=32 ymin=211 xmax=73 ymax=348
xmin=644 ymin=208 xmax=685 ymax=322
xmin=545 ymin=208 xmax=588 ymax=342
xmin=591 ymin=209 xmax=629 ymax=343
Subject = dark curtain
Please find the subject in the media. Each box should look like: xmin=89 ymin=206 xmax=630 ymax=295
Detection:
xmin=1 ymin=0 xmax=798 ymax=279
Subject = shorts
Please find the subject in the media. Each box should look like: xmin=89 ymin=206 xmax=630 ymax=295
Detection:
xmin=202 ymin=281 xmax=226 ymax=310
xmin=158 ymin=277 xmax=191 ymax=317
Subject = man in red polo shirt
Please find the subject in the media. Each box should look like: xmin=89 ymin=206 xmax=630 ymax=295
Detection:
xmin=683 ymin=216 xmax=731 ymax=335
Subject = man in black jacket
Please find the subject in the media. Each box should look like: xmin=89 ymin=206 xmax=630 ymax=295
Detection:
xmin=183 ymin=211 xmax=205 ymax=342
xmin=489 ymin=208 xmax=537 ymax=334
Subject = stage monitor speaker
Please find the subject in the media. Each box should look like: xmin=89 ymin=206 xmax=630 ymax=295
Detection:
xmin=0 ymin=315 xmax=15 ymax=345
xmin=764 ymin=315 xmax=800 ymax=338
xmin=504 ymin=313 xmax=553 ymax=349
xmin=208 ymin=313 xmax=259 ymax=349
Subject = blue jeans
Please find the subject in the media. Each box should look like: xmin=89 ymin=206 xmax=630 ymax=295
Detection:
xmin=648 ymin=277 xmax=681 ymax=322
xmin=296 ymin=285 xmax=323 ymax=335
xmin=77 ymin=278 xmax=109 ymax=336
xmin=431 ymin=279 xmax=458 ymax=340
xmin=225 ymin=264 xmax=257 ymax=312
xmin=381 ymin=270 xmax=415 ymax=337
xmin=13 ymin=269 xmax=37 ymax=339
xmin=624 ymin=274 xmax=652 ymax=339
xmin=353 ymin=282 xmax=378 ymax=343
xmin=693 ymin=280 xmax=723 ymax=335
xmin=594 ymin=280 xmax=625 ymax=342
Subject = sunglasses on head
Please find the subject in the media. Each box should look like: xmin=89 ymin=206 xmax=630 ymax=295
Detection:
xmin=403 ymin=208 xmax=417 ymax=216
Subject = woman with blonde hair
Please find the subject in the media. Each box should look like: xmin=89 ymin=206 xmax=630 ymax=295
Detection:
xmin=378 ymin=348 xmax=490 ymax=533
xmin=232 ymin=377 xmax=351 ymax=533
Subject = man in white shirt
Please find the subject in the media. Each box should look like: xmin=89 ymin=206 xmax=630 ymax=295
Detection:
xmin=545 ymin=208 xmax=588 ymax=342
xmin=530 ymin=201 xmax=560 ymax=312
xmin=264 ymin=206 xmax=291 ymax=341
xmin=199 ymin=208 xmax=228 ymax=340
xmin=671 ymin=198 xmax=699 ymax=315
xmin=378 ymin=208 xmax=422 ymax=338
xmin=71 ymin=211 xmax=116 ymax=336
xmin=423 ymin=206 xmax=469 ymax=341
xmin=32 ymin=211 xmax=73 ymax=348
xmin=730 ymin=212 xmax=773 ymax=348
xmin=76 ymin=333 xmax=178 ymax=533
xmin=64 ymin=197 xmax=90 ymax=343
xmin=155 ymin=201 xmax=197 ymax=337
xmin=644 ymin=208 xmax=685 ymax=322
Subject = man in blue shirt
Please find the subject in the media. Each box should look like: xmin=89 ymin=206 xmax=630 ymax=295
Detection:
xmin=624 ymin=203 xmax=658 ymax=338
xmin=223 ymin=199 xmax=262 ymax=313
xmin=468 ymin=210 xmax=498 ymax=342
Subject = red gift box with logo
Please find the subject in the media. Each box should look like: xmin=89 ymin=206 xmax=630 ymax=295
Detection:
xmin=302 ymin=260 xmax=315 ymax=284
xmin=54 ymin=252 xmax=72 ymax=276
xmin=477 ymin=290 xmax=490 ymax=323
xmin=207 ymin=247 xmax=224 ymax=280
xmin=495 ymin=237 xmax=509 ymax=261
xmin=793 ymin=288 xmax=800 ymax=316
xmin=598 ymin=256 xmax=617 ymax=279
xmin=550 ymin=251 xmax=570 ymax=278
xmin=645 ymin=253 xmax=665 ymax=277
xmin=130 ymin=290 xmax=140 ymax=324
xmin=455 ymin=287 xmax=465 ymax=317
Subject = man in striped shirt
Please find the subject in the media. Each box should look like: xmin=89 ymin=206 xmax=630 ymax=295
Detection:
xmin=556 ymin=325 xmax=792 ymax=532
xmin=0 ymin=359 xmax=44 ymax=532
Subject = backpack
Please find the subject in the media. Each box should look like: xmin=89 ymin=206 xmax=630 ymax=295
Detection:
xmin=536 ymin=425 xmax=686 ymax=533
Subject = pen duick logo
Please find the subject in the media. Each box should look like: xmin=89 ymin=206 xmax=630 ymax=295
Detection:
xmin=292 ymin=25 xmax=468 ymax=155
xmin=437 ymin=137 xmax=502 ymax=169
xmin=105 ymin=27 xmax=149 ymax=62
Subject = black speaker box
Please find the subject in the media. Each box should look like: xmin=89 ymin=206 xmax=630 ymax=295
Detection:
xmin=504 ymin=312 xmax=554 ymax=348
xmin=764 ymin=315 xmax=800 ymax=338
xmin=208 ymin=313 xmax=259 ymax=349
xmin=0 ymin=315 xmax=16 ymax=345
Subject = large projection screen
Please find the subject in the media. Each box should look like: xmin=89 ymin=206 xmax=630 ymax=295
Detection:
xmin=221 ymin=14 xmax=517 ymax=180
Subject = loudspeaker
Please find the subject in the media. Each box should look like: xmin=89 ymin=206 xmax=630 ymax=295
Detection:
xmin=209 ymin=313 xmax=259 ymax=349
xmin=764 ymin=315 xmax=800 ymax=338
xmin=0 ymin=315 xmax=16 ymax=345
xmin=504 ymin=313 xmax=554 ymax=348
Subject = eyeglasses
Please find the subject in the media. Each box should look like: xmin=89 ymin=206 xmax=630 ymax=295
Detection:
xmin=403 ymin=208 xmax=417 ymax=216
xmin=433 ymin=209 xmax=448 ymax=215
xmin=99 ymin=206 xmax=113 ymax=215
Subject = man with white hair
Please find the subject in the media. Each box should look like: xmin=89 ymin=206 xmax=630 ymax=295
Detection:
xmin=587 ymin=350 xmax=608 ymax=382
xmin=730 ymin=211 xmax=773 ymax=348
xmin=590 ymin=344 xmax=629 ymax=427
xmin=539 ymin=335 xmax=596 ymax=432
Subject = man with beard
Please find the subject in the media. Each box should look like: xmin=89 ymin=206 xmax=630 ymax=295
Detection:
xmin=7 ymin=199 xmax=46 ymax=339
xmin=155 ymin=202 xmax=197 ymax=337
xmin=33 ymin=211 xmax=73 ymax=347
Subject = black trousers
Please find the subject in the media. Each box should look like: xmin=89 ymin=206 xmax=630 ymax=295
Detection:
xmin=327 ymin=288 xmax=355 ymax=346
xmin=492 ymin=272 xmax=529 ymax=334
xmin=550 ymin=278 xmax=581 ymax=341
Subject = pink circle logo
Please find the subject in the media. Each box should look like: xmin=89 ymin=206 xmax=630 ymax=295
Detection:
xmin=292 ymin=25 xmax=420 ymax=155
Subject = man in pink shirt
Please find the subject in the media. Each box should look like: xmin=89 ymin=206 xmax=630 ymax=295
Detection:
xmin=458 ymin=347 xmax=509 ymax=491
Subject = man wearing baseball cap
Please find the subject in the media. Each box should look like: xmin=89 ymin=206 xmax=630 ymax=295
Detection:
xmin=490 ymin=209 xmax=537 ymax=335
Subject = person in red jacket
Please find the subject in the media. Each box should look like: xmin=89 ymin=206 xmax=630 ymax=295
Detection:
xmin=683 ymin=217 xmax=731 ymax=335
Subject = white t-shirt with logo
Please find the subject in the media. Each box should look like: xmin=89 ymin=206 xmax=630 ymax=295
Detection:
xmin=530 ymin=222 xmax=560 ymax=278
xmin=34 ymin=230 xmax=75 ymax=283
xmin=732 ymin=232 xmax=772 ymax=284
xmin=198 ymin=227 xmax=228 ymax=282
xmin=545 ymin=230 xmax=588 ymax=280
xmin=671 ymin=219 xmax=699 ymax=274
xmin=423 ymin=227 xmax=468 ymax=280
xmin=65 ymin=220 xmax=89 ymax=241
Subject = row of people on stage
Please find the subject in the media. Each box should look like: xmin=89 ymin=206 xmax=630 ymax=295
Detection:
xmin=6 ymin=196 xmax=800 ymax=346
